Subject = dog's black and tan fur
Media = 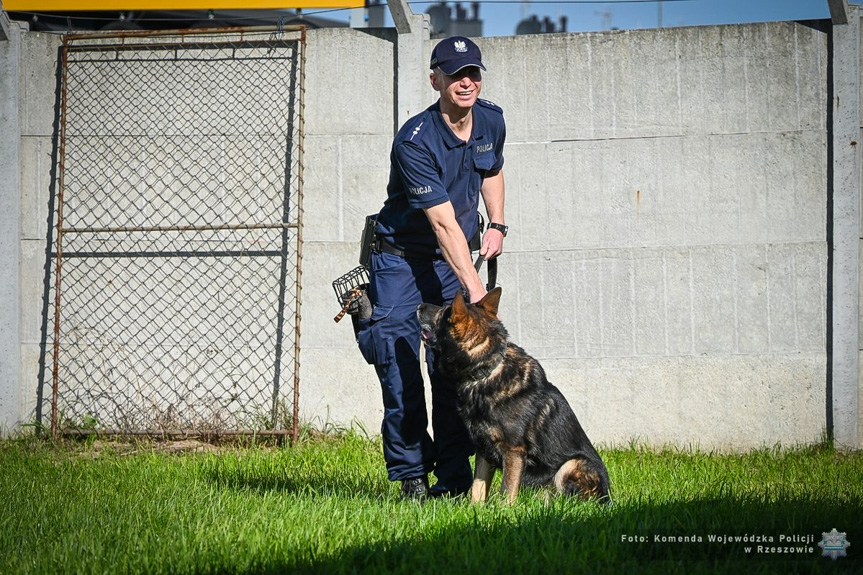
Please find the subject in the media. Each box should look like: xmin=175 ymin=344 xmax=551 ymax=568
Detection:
xmin=418 ymin=287 xmax=610 ymax=505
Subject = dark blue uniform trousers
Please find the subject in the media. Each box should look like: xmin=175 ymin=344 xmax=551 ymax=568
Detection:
xmin=357 ymin=251 xmax=474 ymax=493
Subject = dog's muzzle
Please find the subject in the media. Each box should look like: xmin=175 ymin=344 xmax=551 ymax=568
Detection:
xmin=417 ymin=304 xmax=439 ymax=347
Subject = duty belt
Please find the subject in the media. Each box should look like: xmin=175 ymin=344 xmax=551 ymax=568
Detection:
xmin=374 ymin=238 xmax=497 ymax=290
xmin=373 ymin=238 xmax=445 ymax=261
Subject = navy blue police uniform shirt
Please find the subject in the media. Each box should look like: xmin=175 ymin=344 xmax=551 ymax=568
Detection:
xmin=376 ymin=98 xmax=506 ymax=254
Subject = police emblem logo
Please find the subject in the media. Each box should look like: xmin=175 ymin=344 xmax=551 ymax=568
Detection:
xmin=454 ymin=40 xmax=468 ymax=53
xmin=819 ymin=528 xmax=850 ymax=561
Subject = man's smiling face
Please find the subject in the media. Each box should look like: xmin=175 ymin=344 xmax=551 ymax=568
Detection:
xmin=432 ymin=66 xmax=483 ymax=113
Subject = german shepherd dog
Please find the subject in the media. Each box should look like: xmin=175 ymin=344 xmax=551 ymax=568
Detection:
xmin=417 ymin=287 xmax=610 ymax=505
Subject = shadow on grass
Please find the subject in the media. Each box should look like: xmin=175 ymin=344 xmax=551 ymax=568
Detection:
xmin=290 ymin=497 xmax=858 ymax=574
xmin=306 ymin=500 xmax=863 ymax=573
xmin=208 ymin=462 xmax=860 ymax=574
xmin=204 ymin=460 xmax=393 ymax=500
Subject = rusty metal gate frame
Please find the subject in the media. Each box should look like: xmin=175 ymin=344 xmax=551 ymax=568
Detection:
xmin=46 ymin=27 xmax=306 ymax=441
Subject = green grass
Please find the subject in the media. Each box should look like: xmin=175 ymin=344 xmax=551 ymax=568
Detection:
xmin=1 ymin=432 xmax=860 ymax=574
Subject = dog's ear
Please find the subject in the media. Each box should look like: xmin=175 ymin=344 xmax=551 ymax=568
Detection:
xmin=477 ymin=287 xmax=502 ymax=315
xmin=451 ymin=289 xmax=468 ymax=319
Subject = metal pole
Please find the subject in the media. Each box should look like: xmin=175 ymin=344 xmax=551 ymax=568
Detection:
xmin=51 ymin=34 xmax=71 ymax=441
xmin=291 ymin=28 xmax=307 ymax=445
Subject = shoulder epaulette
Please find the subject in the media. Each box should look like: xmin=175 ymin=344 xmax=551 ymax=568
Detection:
xmin=398 ymin=109 xmax=433 ymax=143
xmin=476 ymin=98 xmax=503 ymax=114
xmin=407 ymin=119 xmax=427 ymax=142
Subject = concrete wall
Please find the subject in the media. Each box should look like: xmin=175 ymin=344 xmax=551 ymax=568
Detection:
xmin=2 ymin=19 xmax=59 ymax=435
xmin=834 ymin=11 xmax=863 ymax=450
xmin=0 ymin=10 xmax=22 ymax=435
xmin=300 ymin=22 xmax=833 ymax=450
xmin=2 ymin=17 xmax=858 ymax=448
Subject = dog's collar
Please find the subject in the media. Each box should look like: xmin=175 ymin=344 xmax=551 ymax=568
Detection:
xmin=470 ymin=347 xmax=507 ymax=382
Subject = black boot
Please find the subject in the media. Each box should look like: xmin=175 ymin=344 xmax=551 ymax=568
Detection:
xmin=400 ymin=476 xmax=429 ymax=500
xmin=429 ymin=485 xmax=469 ymax=499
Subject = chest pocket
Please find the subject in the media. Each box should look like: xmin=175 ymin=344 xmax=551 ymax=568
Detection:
xmin=473 ymin=153 xmax=496 ymax=173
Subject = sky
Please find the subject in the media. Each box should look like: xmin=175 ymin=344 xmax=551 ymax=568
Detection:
xmin=305 ymin=0 xmax=834 ymax=38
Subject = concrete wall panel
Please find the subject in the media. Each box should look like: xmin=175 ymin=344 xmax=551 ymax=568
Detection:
xmin=304 ymin=28 xmax=396 ymax=136
xmin=19 ymin=32 xmax=58 ymax=137
xmin=546 ymin=354 xmax=824 ymax=450
xmin=302 ymin=134 xmax=391 ymax=243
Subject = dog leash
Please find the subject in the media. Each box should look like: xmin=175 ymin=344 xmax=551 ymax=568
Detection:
xmin=473 ymin=254 xmax=498 ymax=291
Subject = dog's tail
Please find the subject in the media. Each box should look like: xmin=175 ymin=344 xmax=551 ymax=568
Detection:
xmin=554 ymin=458 xmax=612 ymax=504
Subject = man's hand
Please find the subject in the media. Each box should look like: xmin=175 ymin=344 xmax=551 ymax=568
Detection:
xmin=480 ymin=227 xmax=504 ymax=260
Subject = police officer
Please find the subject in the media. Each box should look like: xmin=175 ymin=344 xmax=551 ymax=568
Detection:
xmin=357 ymin=36 xmax=508 ymax=499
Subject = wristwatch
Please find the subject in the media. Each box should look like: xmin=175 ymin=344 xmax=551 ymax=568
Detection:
xmin=487 ymin=222 xmax=508 ymax=237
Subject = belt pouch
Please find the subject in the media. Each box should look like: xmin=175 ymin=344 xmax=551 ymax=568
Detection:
xmin=359 ymin=214 xmax=378 ymax=267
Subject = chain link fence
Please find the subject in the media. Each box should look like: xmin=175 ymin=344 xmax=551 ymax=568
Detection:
xmin=42 ymin=28 xmax=305 ymax=439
